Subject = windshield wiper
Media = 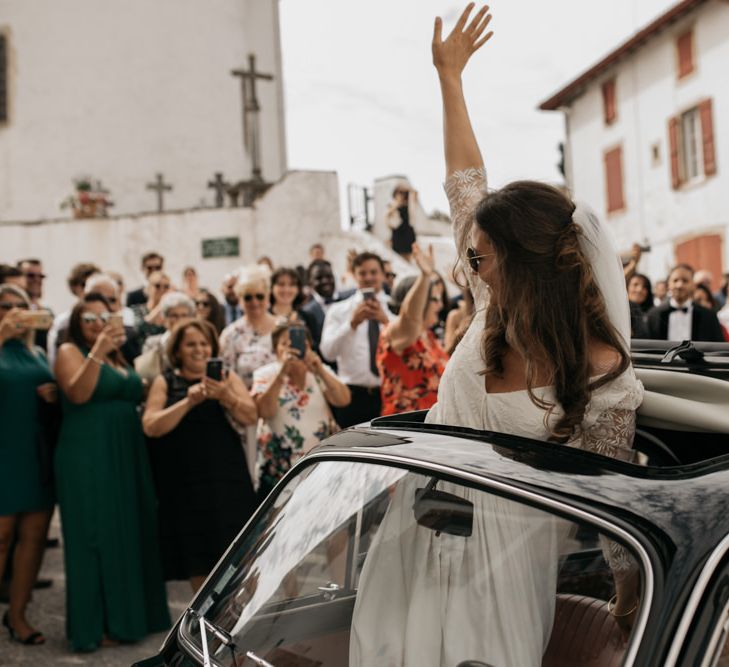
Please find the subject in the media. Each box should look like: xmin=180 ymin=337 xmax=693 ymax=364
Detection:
xmin=189 ymin=609 xmax=274 ymax=667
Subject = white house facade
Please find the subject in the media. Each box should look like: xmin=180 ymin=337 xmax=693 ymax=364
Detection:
xmin=0 ymin=0 xmax=287 ymax=222
xmin=540 ymin=0 xmax=728 ymax=289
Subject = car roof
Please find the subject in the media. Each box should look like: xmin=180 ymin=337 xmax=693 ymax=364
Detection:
xmin=314 ymin=420 xmax=729 ymax=563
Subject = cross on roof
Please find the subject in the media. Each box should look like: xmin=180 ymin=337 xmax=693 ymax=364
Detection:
xmin=207 ymin=172 xmax=230 ymax=208
xmin=231 ymin=54 xmax=273 ymax=179
xmin=146 ymin=173 xmax=173 ymax=212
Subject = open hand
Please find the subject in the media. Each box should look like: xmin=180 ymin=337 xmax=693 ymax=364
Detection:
xmin=412 ymin=243 xmax=435 ymax=276
xmin=432 ymin=3 xmax=493 ymax=78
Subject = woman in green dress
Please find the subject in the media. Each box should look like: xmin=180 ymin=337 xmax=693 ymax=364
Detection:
xmin=54 ymin=293 xmax=170 ymax=651
xmin=0 ymin=284 xmax=56 ymax=646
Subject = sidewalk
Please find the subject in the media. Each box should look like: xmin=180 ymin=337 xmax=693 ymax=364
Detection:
xmin=1 ymin=512 xmax=191 ymax=666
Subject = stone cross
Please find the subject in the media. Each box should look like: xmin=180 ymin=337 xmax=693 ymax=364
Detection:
xmin=231 ymin=54 xmax=273 ymax=180
xmin=207 ymin=172 xmax=230 ymax=208
xmin=146 ymin=173 xmax=173 ymax=212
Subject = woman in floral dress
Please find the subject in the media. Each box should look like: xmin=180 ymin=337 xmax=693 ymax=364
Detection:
xmin=252 ymin=322 xmax=350 ymax=499
xmin=219 ymin=264 xmax=279 ymax=482
xmin=376 ymin=243 xmax=449 ymax=416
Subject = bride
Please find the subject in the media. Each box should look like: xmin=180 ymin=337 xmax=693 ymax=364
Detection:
xmin=350 ymin=4 xmax=644 ymax=666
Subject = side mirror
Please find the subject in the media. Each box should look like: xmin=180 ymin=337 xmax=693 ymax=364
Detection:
xmin=413 ymin=478 xmax=473 ymax=538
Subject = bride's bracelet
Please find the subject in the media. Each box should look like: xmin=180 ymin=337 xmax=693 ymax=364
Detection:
xmin=607 ymin=594 xmax=639 ymax=617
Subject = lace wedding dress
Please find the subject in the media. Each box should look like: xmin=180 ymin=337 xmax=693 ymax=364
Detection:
xmin=349 ymin=169 xmax=644 ymax=667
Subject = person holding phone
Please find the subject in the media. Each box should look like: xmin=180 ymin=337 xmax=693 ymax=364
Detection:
xmin=320 ymin=252 xmax=395 ymax=427
xmin=253 ymin=322 xmax=351 ymax=499
xmin=386 ymin=184 xmax=418 ymax=262
xmin=54 ymin=293 xmax=170 ymax=651
xmin=0 ymin=284 xmax=56 ymax=646
xmin=143 ymin=319 xmax=258 ymax=591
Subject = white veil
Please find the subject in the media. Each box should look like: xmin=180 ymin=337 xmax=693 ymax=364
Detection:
xmin=573 ymin=202 xmax=631 ymax=350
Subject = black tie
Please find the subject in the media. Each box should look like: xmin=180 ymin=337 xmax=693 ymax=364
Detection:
xmin=669 ymin=306 xmax=688 ymax=314
xmin=368 ymin=319 xmax=380 ymax=376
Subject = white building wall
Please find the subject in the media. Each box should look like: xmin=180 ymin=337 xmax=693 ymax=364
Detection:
xmin=0 ymin=0 xmax=286 ymax=222
xmin=0 ymin=171 xmax=338 ymax=311
xmin=564 ymin=0 xmax=729 ymax=281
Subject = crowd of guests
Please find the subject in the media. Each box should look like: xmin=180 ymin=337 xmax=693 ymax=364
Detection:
xmin=0 ymin=242 xmax=454 ymax=652
xmin=625 ymin=245 xmax=728 ymax=342
xmin=1 ymin=237 xmax=728 ymax=652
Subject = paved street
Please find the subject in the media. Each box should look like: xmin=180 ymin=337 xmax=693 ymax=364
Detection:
xmin=1 ymin=512 xmax=191 ymax=667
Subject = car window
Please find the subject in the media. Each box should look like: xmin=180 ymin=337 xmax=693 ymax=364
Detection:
xmin=182 ymin=461 xmax=646 ymax=667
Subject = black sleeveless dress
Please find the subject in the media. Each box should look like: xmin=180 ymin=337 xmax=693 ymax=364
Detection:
xmin=391 ymin=205 xmax=416 ymax=255
xmin=146 ymin=370 xmax=257 ymax=581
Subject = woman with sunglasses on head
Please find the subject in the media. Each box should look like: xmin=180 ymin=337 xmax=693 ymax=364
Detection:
xmin=375 ymin=243 xmax=449 ymax=416
xmin=54 ymin=293 xmax=170 ymax=651
xmin=351 ymin=6 xmax=644 ymax=666
xmin=0 ymin=285 xmax=57 ymax=646
xmin=194 ymin=288 xmax=225 ymax=334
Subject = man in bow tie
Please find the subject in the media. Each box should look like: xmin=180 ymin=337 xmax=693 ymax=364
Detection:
xmin=646 ymin=264 xmax=724 ymax=342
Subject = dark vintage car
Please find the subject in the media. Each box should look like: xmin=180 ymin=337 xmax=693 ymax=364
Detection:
xmin=137 ymin=341 xmax=729 ymax=667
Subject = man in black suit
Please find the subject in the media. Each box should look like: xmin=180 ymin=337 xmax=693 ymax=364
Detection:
xmin=301 ymin=260 xmax=340 ymax=353
xmin=646 ymin=263 xmax=725 ymax=342
xmin=126 ymin=251 xmax=164 ymax=307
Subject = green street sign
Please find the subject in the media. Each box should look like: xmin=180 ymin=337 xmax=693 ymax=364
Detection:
xmin=202 ymin=236 xmax=240 ymax=259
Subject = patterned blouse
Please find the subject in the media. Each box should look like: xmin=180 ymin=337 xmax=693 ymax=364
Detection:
xmin=377 ymin=326 xmax=449 ymax=416
xmin=252 ymin=362 xmax=337 ymax=494
xmin=219 ymin=317 xmax=276 ymax=389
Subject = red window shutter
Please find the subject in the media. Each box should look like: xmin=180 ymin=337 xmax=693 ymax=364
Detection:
xmin=699 ymin=98 xmax=717 ymax=176
xmin=604 ymin=146 xmax=625 ymax=213
xmin=677 ymin=30 xmax=694 ymax=79
xmin=602 ymin=79 xmax=616 ymax=125
xmin=668 ymin=116 xmax=681 ymax=189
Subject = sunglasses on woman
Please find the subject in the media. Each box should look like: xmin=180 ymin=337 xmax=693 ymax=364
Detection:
xmin=195 ymin=300 xmax=211 ymax=308
xmin=0 ymin=302 xmax=29 ymax=310
xmin=466 ymin=247 xmax=494 ymax=273
xmin=243 ymin=293 xmax=266 ymax=302
xmin=81 ymin=312 xmax=111 ymax=324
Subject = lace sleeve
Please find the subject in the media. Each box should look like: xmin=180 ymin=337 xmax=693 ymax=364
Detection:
xmin=581 ymin=408 xmax=637 ymax=462
xmin=582 ymin=405 xmax=640 ymax=572
xmin=444 ymin=168 xmax=489 ymax=307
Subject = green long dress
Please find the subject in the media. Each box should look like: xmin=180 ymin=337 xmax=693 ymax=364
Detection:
xmin=0 ymin=339 xmax=54 ymax=515
xmin=55 ymin=350 xmax=170 ymax=651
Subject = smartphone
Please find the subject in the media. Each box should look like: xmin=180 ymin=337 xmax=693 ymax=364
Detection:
xmin=19 ymin=310 xmax=53 ymax=330
xmin=289 ymin=326 xmax=307 ymax=359
xmin=361 ymin=288 xmax=376 ymax=302
xmin=206 ymin=358 xmax=224 ymax=381
xmin=108 ymin=312 xmax=124 ymax=329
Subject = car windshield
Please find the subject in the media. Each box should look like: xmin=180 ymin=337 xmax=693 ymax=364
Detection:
xmin=181 ymin=460 xmax=647 ymax=667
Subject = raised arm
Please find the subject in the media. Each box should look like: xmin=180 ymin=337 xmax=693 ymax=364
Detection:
xmin=388 ymin=244 xmax=436 ymax=354
xmin=432 ymin=3 xmax=493 ymax=176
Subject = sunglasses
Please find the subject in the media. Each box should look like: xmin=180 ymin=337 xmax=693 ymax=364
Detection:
xmin=24 ymin=272 xmax=46 ymax=280
xmin=81 ymin=312 xmax=111 ymax=324
xmin=0 ymin=302 xmax=29 ymax=310
xmin=153 ymin=282 xmax=170 ymax=290
xmin=466 ymin=247 xmax=494 ymax=273
xmin=243 ymin=293 xmax=266 ymax=303
xmin=146 ymin=264 xmax=163 ymax=272
xmin=195 ymin=300 xmax=211 ymax=308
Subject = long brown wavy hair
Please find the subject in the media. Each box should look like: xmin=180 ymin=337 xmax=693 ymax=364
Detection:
xmin=474 ymin=181 xmax=629 ymax=442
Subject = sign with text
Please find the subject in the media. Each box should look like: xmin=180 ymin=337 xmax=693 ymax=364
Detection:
xmin=202 ymin=236 xmax=240 ymax=259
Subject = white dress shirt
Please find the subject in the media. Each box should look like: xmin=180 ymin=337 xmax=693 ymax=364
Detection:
xmin=319 ymin=290 xmax=394 ymax=388
xmin=667 ymin=298 xmax=693 ymax=341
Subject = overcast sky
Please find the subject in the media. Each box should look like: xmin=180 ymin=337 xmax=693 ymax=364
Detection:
xmin=279 ymin=0 xmax=677 ymax=220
